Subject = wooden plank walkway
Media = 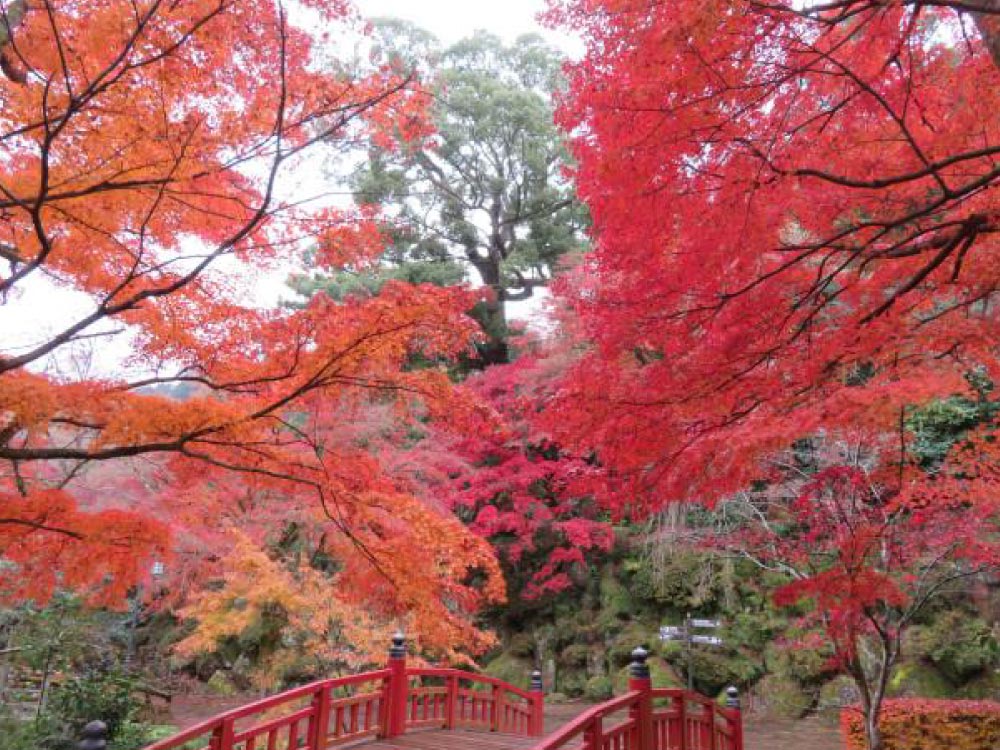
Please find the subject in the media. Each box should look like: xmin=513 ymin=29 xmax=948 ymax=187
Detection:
xmin=363 ymin=730 xmax=540 ymax=750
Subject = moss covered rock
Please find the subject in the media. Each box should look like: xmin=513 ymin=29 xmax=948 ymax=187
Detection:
xmin=206 ymin=671 xmax=237 ymax=696
xmin=887 ymin=661 xmax=952 ymax=698
xmin=957 ymin=669 xmax=1000 ymax=700
xmin=608 ymin=623 xmax=658 ymax=667
xmin=612 ymin=656 xmax=683 ymax=694
xmin=484 ymin=652 xmax=533 ymax=691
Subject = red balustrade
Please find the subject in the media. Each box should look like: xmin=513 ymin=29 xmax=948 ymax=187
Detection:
xmin=144 ymin=633 xmax=544 ymax=750
xmin=144 ymin=671 xmax=391 ymax=750
xmin=528 ymin=649 xmax=743 ymax=750
xmin=142 ymin=640 xmax=739 ymax=750
xmin=650 ymin=689 xmax=743 ymax=750
xmin=403 ymin=668 xmax=540 ymax=735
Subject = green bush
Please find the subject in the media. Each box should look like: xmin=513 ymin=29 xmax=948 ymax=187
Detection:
xmin=507 ymin=633 xmax=536 ymax=658
xmin=608 ymin=623 xmax=658 ymax=667
xmin=661 ymin=643 xmax=761 ymax=696
xmin=0 ymin=713 xmax=61 ymax=750
xmin=911 ymin=613 xmax=1000 ymax=684
xmin=598 ymin=571 xmax=633 ymax=620
xmin=555 ymin=668 xmax=588 ymax=696
xmin=559 ymin=644 xmax=590 ymax=667
xmin=766 ymin=641 xmax=834 ymax=686
xmin=612 ymin=656 xmax=683 ymax=694
xmin=483 ymin=652 xmax=532 ymax=691
xmin=888 ymin=661 xmax=953 ymax=699
xmin=48 ymin=668 xmax=140 ymax=742
xmin=756 ymin=674 xmax=813 ymax=719
xmin=817 ymin=676 xmax=860 ymax=724
xmin=584 ymin=675 xmax=613 ymax=700
xmin=957 ymin=670 xmax=1000 ymax=700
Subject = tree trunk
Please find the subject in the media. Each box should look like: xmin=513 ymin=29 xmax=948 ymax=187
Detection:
xmin=470 ymin=257 xmax=510 ymax=366
xmin=864 ymin=709 xmax=884 ymax=750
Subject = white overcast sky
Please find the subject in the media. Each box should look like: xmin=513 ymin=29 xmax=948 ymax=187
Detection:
xmin=355 ymin=0 xmax=579 ymax=51
xmin=1 ymin=0 xmax=569 ymax=374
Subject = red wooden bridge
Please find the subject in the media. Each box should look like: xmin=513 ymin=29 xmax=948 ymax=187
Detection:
xmin=143 ymin=635 xmax=744 ymax=750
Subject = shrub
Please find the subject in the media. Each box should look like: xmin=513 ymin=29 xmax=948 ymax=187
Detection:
xmin=755 ymin=674 xmax=812 ymax=719
xmin=483 ymin=652 xmax=532 ymax=691
xmin=584 ymin=675 xmax=613 ymax=700
xmin=841 ymin=699 xmax=1000 ymax=750
xmin=911 ymin=613 xmax=1000 ymax=684
xmin=559 ymin=644 xmax=591 ymax=667
xmin=886 ymin=661 xmax=952 ymax=698
xmin=48 ymin=668 xmax=140 ymax=743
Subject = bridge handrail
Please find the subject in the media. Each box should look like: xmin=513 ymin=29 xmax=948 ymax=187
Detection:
xmin=529 ymin=648 xmax=744 ymax=750
xmin=144 ymin=669 xmax=391 ymax=750
xmin=143 ymin=633 xmax=544 ymax=750
xmin=406 ymin=667 xmax=537 ymax=701
xmin=529 ymin=690 xmax=642 ymax=750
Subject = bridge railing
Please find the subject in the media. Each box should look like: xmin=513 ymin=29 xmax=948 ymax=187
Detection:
xmin=650 ymin=687 xmax=743 ymax=750
xmin=143 ymin=633 xmax=544 ymax=750
xmin=529 ymin=648 xmax=743 ymax=750
xmin=143 ymin=670 xmax=391 ymax=750
xmin=403 ymin=668 xmax=541 ymax=735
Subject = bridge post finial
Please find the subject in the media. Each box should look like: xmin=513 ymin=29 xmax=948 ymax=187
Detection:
xmin=78 ymin=721 xmax=108 ymax=750
xmin=529 ymin=669 xmax=544 ymax=736
xmin=390 ymin=630 xmax=406 ymax=659
xmin=530 ymin=669 xmax=543 ymax=692
xmin=726 ymin=685 xmax=740 ymax=710
xmin=627 ymin=647 xmax=653 ymax=750
xmin=629 ymin=646 xmax=650 ymax=679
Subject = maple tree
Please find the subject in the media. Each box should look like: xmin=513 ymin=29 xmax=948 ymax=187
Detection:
xmin=539 ymin=2 xmax=1000 ymax=742
xmin=0 ymin=0 xmax=504 ymax=663
xmin=442 ymin=355 xmax=614 ymax=604
xmin=701 ymin=435 xmax=1000 ymax=750
xmin=543 ymin=0 xmax=1000 ymax=507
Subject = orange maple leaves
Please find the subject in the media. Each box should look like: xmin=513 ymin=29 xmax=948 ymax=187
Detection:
xmin=0 ymin=0 xmax=504 ymax=663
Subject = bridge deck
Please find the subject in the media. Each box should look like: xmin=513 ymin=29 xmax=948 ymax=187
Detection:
xmin=362 ymin=729 xmax=539 ymax=750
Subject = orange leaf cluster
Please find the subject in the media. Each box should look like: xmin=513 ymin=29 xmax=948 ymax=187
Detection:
xmin=841 ymin=699 xmax=1000 ymax=750
xmin=0 ymin=0 xmax=503 ymax=662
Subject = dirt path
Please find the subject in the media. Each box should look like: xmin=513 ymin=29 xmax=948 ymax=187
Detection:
xmin=744 ymin=715 xmax=843 ymax=750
